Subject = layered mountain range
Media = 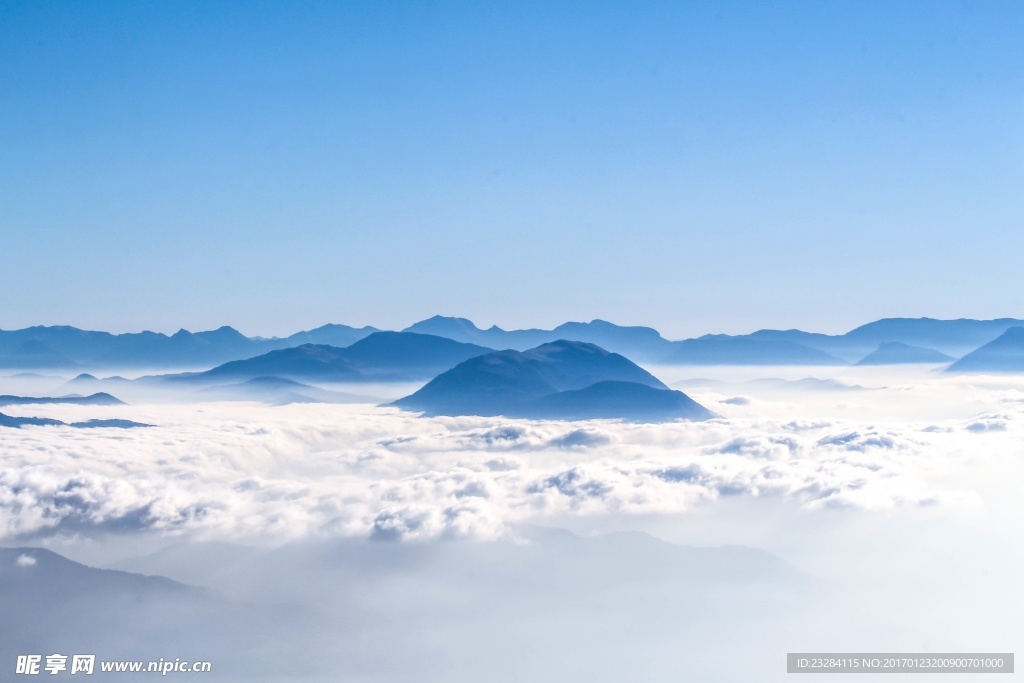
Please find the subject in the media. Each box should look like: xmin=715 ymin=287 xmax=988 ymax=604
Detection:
xmin=3 ymin=316 xmax=1024 ymax=372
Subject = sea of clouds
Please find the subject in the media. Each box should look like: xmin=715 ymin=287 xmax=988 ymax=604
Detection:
xmin=1 ymin=371 xmax=1021 ymax=545
xmin=2 ymin=369 xmax=1022 ymax=681
xmin=0 ymin=422 xmax=976 ymax=540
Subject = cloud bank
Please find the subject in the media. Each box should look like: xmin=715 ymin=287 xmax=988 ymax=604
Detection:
xmin=2 ymin=375 xmax=1019 ymax=543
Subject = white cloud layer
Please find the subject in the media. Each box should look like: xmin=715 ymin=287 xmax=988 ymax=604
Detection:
xmin=2 ymin=372 xmax=1020 ymax=543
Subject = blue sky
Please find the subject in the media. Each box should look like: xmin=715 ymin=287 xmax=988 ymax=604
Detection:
xmin=2 ymin=0 xmax=1022 ymax=338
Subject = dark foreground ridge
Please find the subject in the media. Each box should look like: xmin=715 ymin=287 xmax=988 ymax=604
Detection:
xmin=393 ymin=340 xmax=714 ymax=422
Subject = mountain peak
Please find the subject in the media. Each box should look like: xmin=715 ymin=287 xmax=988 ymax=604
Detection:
xmin=405 ymin=315 xmax=483 ymax=331
xmin=393 ymin=340 xmax=696 ymax=420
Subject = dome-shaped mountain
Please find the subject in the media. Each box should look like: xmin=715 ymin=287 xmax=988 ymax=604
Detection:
xmin=393 ymin=340 xmax=712 ymax=421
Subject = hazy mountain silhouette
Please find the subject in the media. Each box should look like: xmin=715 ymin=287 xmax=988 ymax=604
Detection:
xmin=194 ymin=332 xmax=492 ymax=383
xmin=669 ymin=318 xmax=1024 ymax=363
xmin=0 ymin=340 xmax=79 ymax=369
xmin=661 ymin=337 xmax=846 ymax=365
xmin=89 ymin=528 xmax=816 ymax=680
xmin=5 ymin=316 xmax=1024 ymax=371
xmin=855 ymin=342 xmax=954 ymax=365
xmin=403 ymin=316 xmax=673 ymax=361
xmin=843 ymin=317 xmax=1024 ymax=357
xmin=401 ymin=316 xmax=1024 ymax=366
xmin=64 ymin=373 xmax=132 ymax=390
xmin=0 ymin=325 xmax=258 ymax=369
xmin=0 ymin=547 xmax=280 ymax=671
xmin=394 ymin=340 xmax=711 ymax=421
xmin=268 ymin=323 xmax=380 ymax=350
xmin=0 ymin=323 xmax=377 ymax=370
xmin=0 ymin=412 xmax=149 ymax=429
xmin=196 ymin=376 xmax=376 ymax=405
xmin=946 ymin=327 xmax=1024 ymax=373
xmin=0 ymin=392 xmax=125 ymax=407
xmin=402 ymin=316 xmax=497 ymax=344
xmin=93 ymin=326 xmax=258 ymax=367
xmin=196 ymin=344 xmax=364 ymax=382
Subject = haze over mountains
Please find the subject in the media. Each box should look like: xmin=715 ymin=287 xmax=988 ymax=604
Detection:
xmin=3 ymin=316 xmax=1024 ymax=373
xmin=192 ymin=332 xmax=492 ymax=383
xmin=403 ymin=316 xmax=675 ymax=362
xmin=0 ymin=531 xmax=819 ymax=681
xmin=0 ymin=324 xmax=379 ymax=370
xmin=0 ymin=547 xmax=265 ymax=671
xmin=855 ymin=342 xmax=955 ymax=366
xmin=946 ymin=327 xmax=1024 ymax=373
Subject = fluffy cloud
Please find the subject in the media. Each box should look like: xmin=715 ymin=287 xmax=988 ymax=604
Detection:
xmin=0 ymin=377 xmax=1021 ymax=542
xmin=964 ymin=413 xmax=1012 ymax=433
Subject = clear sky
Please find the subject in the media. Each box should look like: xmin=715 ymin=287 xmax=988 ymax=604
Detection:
xmin=2 ymin=0 xmax=1022 ymax=339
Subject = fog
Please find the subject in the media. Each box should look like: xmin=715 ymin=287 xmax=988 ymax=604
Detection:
xmin=2 ymin=365 xmax=1020 ymax=680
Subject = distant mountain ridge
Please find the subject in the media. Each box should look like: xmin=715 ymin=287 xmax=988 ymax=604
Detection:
xmin=0 ymin=323 xmax=379 ymax=370
xmin=189 ymin=332 xmax=493 ymax=383
xmin=4 ymin=316 xmax=1024 ymax=371
xmin=403 ymin=316 xmax=674 ymax=361
xmin=402 ymin=316 xmax=1024 ymax=366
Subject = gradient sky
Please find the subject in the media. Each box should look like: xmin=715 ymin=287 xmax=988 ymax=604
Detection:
xmin=2 ymin=0 xmax=1022 ymax=339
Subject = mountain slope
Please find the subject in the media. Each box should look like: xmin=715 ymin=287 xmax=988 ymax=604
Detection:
xmin=272 ymin=323 xmax=380 ymax=350
xmin=196 ymin=344 xmax=364 ymax=382
xmin=0 ymin=340 xmax=79 ymax=368
xmin=339 ymin=331 xmax=492 ymax=378
xmin=661 ymin=337 xmax=846 ymax=366
xmin=842 ymin=317 xmax=1024 ymax=357
xmin=394 ymin=340 xmax=711 ymax=421
xmin=195 ymin=332 xmax=492 ymax=383
xmin=854 ymin=342 xmax=954 ymax=365
xmin=946 ymin=327 xmax=1024 ymax=373
xmin=0 ymin=547 xmax=279 ymax=672
xmin=402 ymin=316 xmax=674 ymax=361
xmin=522 ymin=381 xmax=715 ymax=421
